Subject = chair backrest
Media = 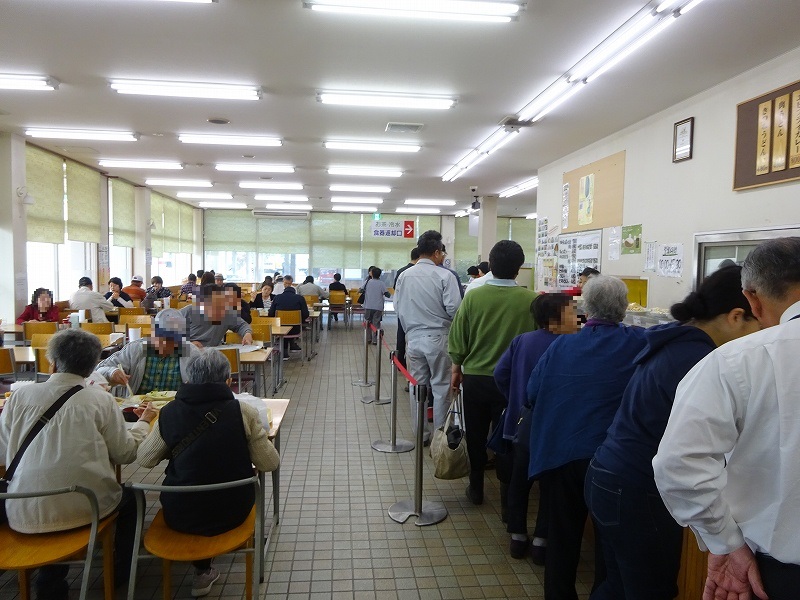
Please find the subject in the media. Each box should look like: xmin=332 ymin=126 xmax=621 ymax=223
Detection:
xmin=252 ymin=316 xmax=280 ymax=329
xmin=276 ymin=310 xmax=302 ymax=326
xmin=250 ymin=324 xmax=272 ymax=344
xmin=174 ymin=301 xmax=192 ymax=310
xmin=301 ymin=295 xmax=319 ymax=308
xmin=30 ymin=333 xmax=55 ymax=349
xmin=80 ymin=322 xmax=113 ymax=335
xmin=119 ymin=314 xmax=153 ymax=325
xmin=0 ymin=348 xmax=16 ymax=380
xmin=226 ymin=330 xmax=242 ymax=345
xmin=328 ymin=291 xmax=346 ymax=306
xmin=118 ymin=307 xmax=146 ymax=316
xmin=386 ymin=286 xmax=394 ymax=296
xmin=132 ymin=300 xmax=141 ymax=308
xmin=22 ymin=320 xmax=58 ymax=344
xmin=217 ymin=347 xmax=242 ymax=390
xmin=34 ymin=347 xmax=51 ymax=380
xmin=349 ymin=289 xmax=362 ymax=304
xmin=94 ymin=334 xmax=116 ymax=348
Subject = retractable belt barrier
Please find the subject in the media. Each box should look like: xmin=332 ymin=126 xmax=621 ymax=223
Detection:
xmin=352 ymin=321 xmax=374 ymax=388
xmin=371 ymin=351 xmax=415 ymax=454
xmin=387 ymin=383 xmax=448 ymax=527
xmin=361 ymin=324 xmax=391 ymax=405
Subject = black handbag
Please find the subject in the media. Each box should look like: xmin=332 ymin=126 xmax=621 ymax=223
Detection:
xmin=512 ymin=404 xmax=533 ymax=453
xmin=486 ymin=408 xmax=511 ymax=455
xmin=0 ymin=385 xmax=82 ymax=523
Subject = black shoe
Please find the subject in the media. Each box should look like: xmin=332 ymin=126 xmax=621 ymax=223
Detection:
xmin=509 ymin=538 xmax=529 ymax=559
xmin=465 ymin=485 xmax=483 ymax=505
xmin=530 ymin=544 xmax=546 ymax=566
xmin=333 ymin=315 xmax=339 ymax=321
xmin=289 ymin=343 xmax=302 ymax=352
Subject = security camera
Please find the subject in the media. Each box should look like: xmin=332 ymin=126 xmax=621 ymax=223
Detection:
xmin=469 ymin=185 xmax=478 ymax=193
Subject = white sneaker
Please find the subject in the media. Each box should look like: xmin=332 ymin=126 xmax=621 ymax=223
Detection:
xmin=191 ymin=567 xmax=220 ymax=597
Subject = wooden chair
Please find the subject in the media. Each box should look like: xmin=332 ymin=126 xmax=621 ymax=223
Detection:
xmin=0 ymin=348 xmax=17 ymax=382
xmin=225 ymin=331 xmax=242 ymax=345
xmin=120 ymin=315 xmax=153 ymax=339
xmin=327 ymin=291 xmax=347 ymax=330
xmin=0 ymin=485 xmax=117 ymax=600
xmin=301 ymin=294 xmax=319 ymax=309
xmin=348 ymin=289 xmax=364 ymax=327
xmin=118 ymin=307 xmax=146 ymax=316
xmin=275 ymin=310 xmax=303 ymax=357
xmin=30 ymin=333 xmax=55 ymax=349
xmin=252 ymin=316 xmax=280 ymax=329
xmin=22 ymin=321 xmax=58 ymax=346
xmin=126 ymin=477 xmax=262 ymax=600
xmin=218 ymin=347 xmax=243 ymax=391
xmin=34 ymin=348 xmax=51 ymax=382
xmin=174 ymin=301 xmax=192 ymax=310
xmin=80 ymin=322 xmax=113 ymax=335
xmin=132 ymin=300 xmax=141 ymax=308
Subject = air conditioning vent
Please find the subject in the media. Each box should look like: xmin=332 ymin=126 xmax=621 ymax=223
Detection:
xmin=385 ymin=122 xmax=424 ymax=134
xmin=251 ymin=209 xmax=310 ymax=219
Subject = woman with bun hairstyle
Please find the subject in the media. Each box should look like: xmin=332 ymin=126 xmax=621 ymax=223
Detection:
xmin=585 ymin=265 xmax=761 ymax=600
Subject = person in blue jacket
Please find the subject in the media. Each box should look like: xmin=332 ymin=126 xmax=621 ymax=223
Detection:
xmin=494 ymin=292 xmax=579 ymax=563
xmin=526 ymin=275 xmax=647 ymax=600
xmin=586 ymin=265 xmax=760 ymax=600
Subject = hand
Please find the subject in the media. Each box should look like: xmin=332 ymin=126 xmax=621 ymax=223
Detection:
xmin=242 ymin=333 xmax=254 ymax=345
xmin=134 ymin=402 xmax=159 ymax=424
xmin=111 ymin=291 xmax=120 ymax=300
xmin=703 ymin=545 xmax=768 ymax=600
xmin=110 ymin=368 xmax=131 ymax=386
xmin=450 ymin=366 xmax=463 ymax=392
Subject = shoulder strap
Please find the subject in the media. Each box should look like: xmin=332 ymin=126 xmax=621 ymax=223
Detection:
xmin=3 ymin=384 xmax=83 ymax=482
xmin=171 ymin=408 xmax=222 ymax=460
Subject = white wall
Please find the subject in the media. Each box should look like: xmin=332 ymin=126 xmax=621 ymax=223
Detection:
xmin=537 ymin=45 xmax=800 ymax=309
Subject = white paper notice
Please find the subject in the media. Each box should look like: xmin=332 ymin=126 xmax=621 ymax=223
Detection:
xmin=644 ymin=242 xmax=656 ymax=271
xmin=608 ymin=227 xmax=621 ymax=261
xmin=561 ymin=183 xmax=570 ymax=229
xmin=657 ymin=243 xmax=683 ymax=278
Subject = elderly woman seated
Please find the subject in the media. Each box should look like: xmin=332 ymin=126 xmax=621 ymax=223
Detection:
xmin=525 ymin=275 xmax=648 ymax=600
xmin=136 ymin=349 xmax=279 ymax=597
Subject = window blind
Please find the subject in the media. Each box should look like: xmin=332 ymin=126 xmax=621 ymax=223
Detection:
xmin=162 ymin=196 xmax=180 ymax=253
xmin=111 ymin=179 xmax=136 ymax=248
xmin=204 ymin=209 xmax=257 ymax=252
xmin=179 ymin=203 xmax=195 ymax=254
xmin=150 ymin=192 xmax=166 ymax=258
xmin=25 ymin=145 xmax=65 ymax=244
xmin=310 ymin=213 xmax=361 ymax=270
xmin=258 ymin=217 xmax=309 ymax=255
xmin=65 ymin=160 xmax=102 ymax=243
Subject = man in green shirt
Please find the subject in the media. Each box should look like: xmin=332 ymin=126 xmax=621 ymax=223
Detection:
xmin=449 ymin=240 xmax=538 ymax=508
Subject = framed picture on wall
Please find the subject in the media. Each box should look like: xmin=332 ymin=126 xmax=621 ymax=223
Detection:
xmin=673 ymin=117 xmax=694 ymax=162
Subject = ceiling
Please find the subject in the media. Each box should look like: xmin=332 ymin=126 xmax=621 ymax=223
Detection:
xmin=2 ymin=0 xmax=800 ymax=218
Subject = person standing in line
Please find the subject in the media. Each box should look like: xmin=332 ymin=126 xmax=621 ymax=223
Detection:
xmin=394 ymin=230 xmax=462 ymax=445
xmin=449 ymin=240 xmax=538 ymax=508
xmin=394 ymin=248 xmax=420 ymax=368
xmin=363 ymin=267 xmax=390 ymax=344
xmin=587 ymin=266 xmax=759 ymax=600
xmin=464 ymin=260 xmax=494 ymax=295
xmin=654 ymin=238 xmax=800 ymax=600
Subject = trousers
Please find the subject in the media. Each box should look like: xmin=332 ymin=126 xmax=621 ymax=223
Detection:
xmin=462 ymin=374 xmax=511 ymax=493
xmin=756 ymin=553 xmax=800 ymax=600
xmin=406 ymin=331 xmax=452 ymax=442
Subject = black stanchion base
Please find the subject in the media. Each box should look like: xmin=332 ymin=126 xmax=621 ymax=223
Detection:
xmin=371 ymin=439 xmax=414 ymax=453
xmin=388 ymin=499 xmax=447 ymax=526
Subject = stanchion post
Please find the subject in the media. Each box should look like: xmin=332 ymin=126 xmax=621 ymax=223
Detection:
xmin=387 ymin=384 xmax=448 ymax=526
xmin=372 ymin=350 xmax=414 ymax=453
xmin=374 ymin=329 xmax=390 ymax=405
xmin=352 ymin=322 xmax=374 ymax=388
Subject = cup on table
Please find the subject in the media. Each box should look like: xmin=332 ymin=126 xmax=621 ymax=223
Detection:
xmin=129 ymin=327 xmax=142 ymax=342
xmin=154 ymin=300 xmax=162 ymax=309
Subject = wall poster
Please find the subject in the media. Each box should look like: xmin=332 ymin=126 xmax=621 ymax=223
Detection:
xmin=578 ymin=174 xmax=595 ymax=225
xmin=608 ymin=227 xmax=621 ymax=261
xmin=561 ymin=183 xmax=570 ymax=229
xmin=657 ymin=243 xmax=684 ymax=278
xmin=557 ymin=229 xmax=602 ymax=288
xmin=621 ymin=224 xmax=642 ymax=254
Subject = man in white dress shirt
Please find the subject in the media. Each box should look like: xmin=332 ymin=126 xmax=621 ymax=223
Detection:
xmin=69 ymin=276 xmax=115 ymax=323
xmin=654 ymin=237 xmax=800 ymax=600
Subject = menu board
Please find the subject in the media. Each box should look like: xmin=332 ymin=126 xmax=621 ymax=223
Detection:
xmin=557 ymin=229 xmax=602 ymax=288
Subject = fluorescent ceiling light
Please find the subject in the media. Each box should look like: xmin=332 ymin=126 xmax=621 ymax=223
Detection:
xmin=404 ymin=199 xmax=456 ymax=206
xmin=329 ymin=184 xmax=391 ymax=193
xmin=25 ymin=128 xmax=138 ymax=141
xmin=0 ymin=74 xmax=59 ymax=91
xmin=253 ymin=194 xmax=309 ymax=201
xmin=177 ymin=191 xmax=232 ymax=200
xmin=396 ymin=207 xmax=440 ymax=214
xmin=441 ymin=151 xmax=487 ymax=182
xmin=265 ymin=203 xmax=313 ymax=210
xmin=99 ymin=159 xmax=182 ymax=170
xmin=318 ymin=91 xmax=455 ymax=110
xmin=324 ymin=140 xmax=420 ymax=152
xmin=656 ymin=0 xmax=678 ymax=12
xmin=332 ymin=205 xmax=378 ymax=212
xmin=199 ymin=202 xmax=247 ymax=209
xmin=179 ymin=133 xmax=281 ymax=146
xmin=305 ymin=0 xmax=521 ymax=23
xmin=331 ymin=197 xmax=383 ymax=204
xmin=109 ymin=79 xmax=261 ymax=100
xmin=146 ymin=178 xmax=212 ymax=187
xmin=499 ymin=176 xmax=539 ymax=198
xmin=454 ymin=209 xmax=470 ymax=218
xmin=239 ymin=181 xmax=303 ymax=190
xmin=518 ymin=79 xmax=571 ymax=121
xmin=148 ymin=0 xmax=218 ymax=3
xmin=679 ymin=0 xmax=707 ymax=14
xmin=328 ymin=166 xmax=402 ymax=178
xmin=525 ymin=213 xmax=538 ymax=220
xmin=529 ymin=82 xmax=586 ymax=122
xmin=216 ymin=163 xmax=294 ymax=173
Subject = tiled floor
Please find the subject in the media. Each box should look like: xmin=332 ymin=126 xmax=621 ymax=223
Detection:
xmin=0 ymin=313 xmax=596 ymax=599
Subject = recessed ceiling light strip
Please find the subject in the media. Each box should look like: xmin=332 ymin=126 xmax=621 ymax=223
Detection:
xmin=318 ymin=91 xmax=455 ymax=110
xmin=240 ymin=181 xmax=304 ymax=190
xmin=99 ymin=159 xmax=182 ymax=170
xmin=179 ymin=134 xmax=281 ymax=146
xmin=404 ymin=199 xmax=456 ymax=206
xmin=216 ymin=163 xmax=295 ymax=173
xmin=331 ymin=197 xmax=384 ymax=204
xmin=265 ymin=203 xmax=313 ymax=210
xmin=109 ymin=79 xmax=261 ymax=100
xmin=304 ymin=0 xmax=522 ymax=23
xmin=329 ymin=184 xmax=392 ymax=193
xmin=328 ymin=166 xmax=402 ymax=178
xmin=177 ymin=191 xmax=232 ymax=200
xmin=0 ymin=74 xmax=59 ymax=91
xmin=323 ymin=140 xmax=421 ymax=152
xmin=199 ymin=202 xmax=248 ymax=209
xmin=253 ymin=195 xmax=310 ymax=201
xmin=332 ymin=205 xmax=379 ymax=212
xmin=396 ymin=207 xmax=441 ymax=214
xmin=25 ymin=128 xmax=138 ymax=141
xmin=146 ymin=178 xmax=212 ymax=187
xmin=499 ymin=177 xmax=539 ymax=198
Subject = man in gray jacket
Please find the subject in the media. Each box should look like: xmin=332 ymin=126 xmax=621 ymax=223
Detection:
xmin=180 ymin=284 xmax=253 ymax=348
xmin=97 ymin=308 xmax=202 ymax=395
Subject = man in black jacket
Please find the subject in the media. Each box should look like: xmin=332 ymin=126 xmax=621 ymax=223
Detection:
xmin=268 ymin=275 xmax=309 ymax=353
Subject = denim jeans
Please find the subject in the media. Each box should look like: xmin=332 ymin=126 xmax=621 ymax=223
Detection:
xmin=584 ymin=460 xmax=683 ymax=600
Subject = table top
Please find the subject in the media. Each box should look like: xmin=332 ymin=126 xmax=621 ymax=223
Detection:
xmin=266 ymin=398 xmax=289 ymax=439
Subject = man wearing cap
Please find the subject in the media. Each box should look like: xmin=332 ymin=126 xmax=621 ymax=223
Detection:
xmin=214 ymin=273 xmax=224 ymax=286
xmin=69 ymin=277 xmax=116 ymax=323
xmin=96 ymin=308 xmax=202 ymax=395
xmin=180 ymin=284 xmax=253 ymax=348
xmin=123 ymin=275 xmax=147 ymax=302
xmin=105 ymin=277 xmax=134 ymax=308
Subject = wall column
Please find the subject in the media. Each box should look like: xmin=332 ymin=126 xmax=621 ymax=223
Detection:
xmin=477 ymin=194 xmax=498 ymax=262
xmin=441 ymin=215 xmax=455 ymax=269
xmin=0 ymin=133 xmax=28 ymax=322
